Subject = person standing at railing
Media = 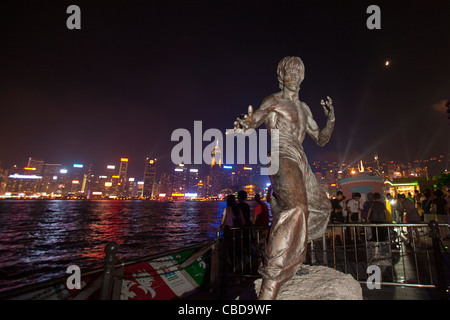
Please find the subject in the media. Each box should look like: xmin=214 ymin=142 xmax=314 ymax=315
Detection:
xmin=220 ymin=194 xmax=246 ymax=275
xmin=237 ymin=190 xmax=252 ymax=272
xmin=398 ymin=194 xmax=422 ymax=245
xmin=253 ymin=194 xmax=270 ymax=228
xmin=237 ymin=190 xmax=252 ymax=227
xmin=421 ymin=190 xmax=433 ymax=223
xmin=367 ymin=192 xmax=389 ymax=242
xmin=362 ymin=192 xmax=374 ymax=241
xmin=330 ymin=191 xmax=345 ymax=246
xmin=252 ymin=193 xmax=271 ymax=272
xmin=347 ymin=193 xmax=363 ymax=242
xmin=398 ymin=194 xmax=422 ymax=223
xmin=431 ymin=189 xmax=449 ymax=239
xmin=385 ymin=193 xmax=395 ymax=223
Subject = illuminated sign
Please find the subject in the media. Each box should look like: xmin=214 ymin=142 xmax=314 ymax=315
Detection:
xmin=8 ymin=174 xmax=42 ymax=179
xmin=174 ymin=168 xmax=183 ymax=172
xmin=99 ymin=175 xmax=108 ymax=179
xmin=107 ymin=165 xmax=115 ymax=169
xmin=72 ymin=180 xmax=80 ymax=184
xmin=171 ymin=193 xmax=185 ymax=197
xmin=137 ymin=181 xmax=144 ymax=185
xmin=24 ymin=167 xmax=36 ymax=171
xmin=185 ymin=193 xmax=198 ymax=198
xmin=159 ymin=193 xmax=166 ymax=197
xmin=60 ymin=169 xmax=68 ymax=174
xmin=128 ymin=178 xmax=135 ymax=182
xmin=92 ymin=192 xmax=102 ymax=195
xmin=53 ymin=176 xmax=58 ymax=180
xmin=73 ymin=164 xmax=83 ymax=168
xmin=223 ymin=165 xmax=233 ymax=169
xmin=112 ymin=175 xmax=120 ymax=178
xmin=243 ymin=167 xmax=252 ymax=170
xmin=105 ymin=182 xmax=112 ymax=187
xmin=189 ymin=169 xmax=198 ymax=173
xmin=120 ymin=158 xmax=128 ymax=162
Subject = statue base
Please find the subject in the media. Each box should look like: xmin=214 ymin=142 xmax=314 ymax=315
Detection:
xmin=250 ymin=265 xmax=363 ymax=300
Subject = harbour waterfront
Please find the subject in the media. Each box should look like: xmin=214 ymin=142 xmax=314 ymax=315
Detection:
xmin=0 ymin=199 xmax=242 ymax=293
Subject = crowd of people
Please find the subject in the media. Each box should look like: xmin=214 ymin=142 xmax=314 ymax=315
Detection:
xmin=217 ymin=187 xmax=449 ymax=277
xmin=219 ymin=190 xmax=271 ymax=278
xmin=329 ymin=188 xmax=449 ymax=244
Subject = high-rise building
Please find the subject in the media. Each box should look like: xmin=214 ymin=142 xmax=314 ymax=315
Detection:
xmin=143 ymin=157 xmax=157 ymax=198
xmin=118 ymin=158 xmax=129 ymax=196
xmin=236 ymin=166 xmax=254 ymax=187
xmin=70 ymin=163 xmax=86 ymax=195
xmin=211 ymin=140 xmax=222 ymax=167
xmin=159 ymin=173 xmax=172 ymax=196
xmin=39 ymin=163 xmax=62 ymax=194
xmin=208 ymin=164 xmax=225 ymax=196
xmin=172 ymin=163 xmax=187 ymax=194
xmin=27 ymin=157 xmax=45 ymax=175
xmin=187 ymin=168 xmax=199 ymax=194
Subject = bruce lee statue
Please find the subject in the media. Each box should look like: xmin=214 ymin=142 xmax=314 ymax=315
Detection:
xmin=228 ymin=56 xmax=335 ymax=300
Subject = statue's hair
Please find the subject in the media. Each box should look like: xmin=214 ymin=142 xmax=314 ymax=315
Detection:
xmin=277 ymin=56 xmax=305 ymax=89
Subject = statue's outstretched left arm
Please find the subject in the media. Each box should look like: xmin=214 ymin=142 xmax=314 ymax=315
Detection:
xmin=305 ymin=96 xmax=335 ymax=147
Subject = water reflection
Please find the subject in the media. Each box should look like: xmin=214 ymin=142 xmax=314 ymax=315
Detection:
xmin=0 ymin=199 xmax=232 ymax=292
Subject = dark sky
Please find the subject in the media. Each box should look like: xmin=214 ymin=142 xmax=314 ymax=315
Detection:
xmin=1 ymin=0 xmax=449 ymax=179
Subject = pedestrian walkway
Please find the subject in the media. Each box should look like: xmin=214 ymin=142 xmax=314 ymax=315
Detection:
xmin=361 ymin=284 xmax=440 ymax=300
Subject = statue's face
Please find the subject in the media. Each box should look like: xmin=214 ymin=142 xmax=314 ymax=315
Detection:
xmin=282 ymin=68 xmax=303 ymax=91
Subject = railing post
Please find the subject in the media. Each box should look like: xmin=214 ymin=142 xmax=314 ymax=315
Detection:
xmin=322 ymin=234 xmax=328 ymax=266
xmin=209 ymin=231 xmax=221 ymax=293
xmin=428 ymin=220 xmax=448 ymax=300
xmin=99 ymin=241 xmax=118 ymax=300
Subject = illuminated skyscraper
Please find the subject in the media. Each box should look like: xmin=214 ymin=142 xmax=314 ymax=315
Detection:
xmin=172 ymin=163 xmax=187 ymax=194
xmin=39 ymin=163 xmax=62 ymax=194
xmin=187 ymin=168 xmax=199 ymax=194
xmin=118 ymin=158 xmax=129 ymax=182
xmin=27 ymin=157 xmax=45 ymax=175
xmin=159 ymin=173 xmax=172 ymax=195
xmin=70 ymin=163 xmax=85 ymax=195
xmin=143 ymin=157 xmax=157 ymax=198
xmin=211 ymin=140 xmax=222 ymax=167
xmin=118 ymin=158 xmax=129 ymax=196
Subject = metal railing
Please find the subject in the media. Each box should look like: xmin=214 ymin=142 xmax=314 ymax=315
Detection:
xmin=311 ymin=221 xmax=449 ymax=296
xmin=221 ymin=226 xmax=270 ymax=277
xmin=223 ymin=222 xmax=449 ymax=298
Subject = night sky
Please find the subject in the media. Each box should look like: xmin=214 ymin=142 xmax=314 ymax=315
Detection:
xmin=1 ymin=0 xmax=449 ymax=179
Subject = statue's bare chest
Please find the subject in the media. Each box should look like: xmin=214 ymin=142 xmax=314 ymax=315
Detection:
xmin=269 ymin=101 xmax=307 ymax=130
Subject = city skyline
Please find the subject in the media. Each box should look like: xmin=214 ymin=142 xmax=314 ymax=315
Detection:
xmin=1 ymin=1 xmax=449 ymax=180
xmin=1 ymin=151 xmax=449 ymax=182
xmin=1 ymin=151 xmax=448 ymax=200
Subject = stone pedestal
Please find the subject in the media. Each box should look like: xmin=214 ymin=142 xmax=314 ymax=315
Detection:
xmin=252 ymin=265 xmax=363 ymax=300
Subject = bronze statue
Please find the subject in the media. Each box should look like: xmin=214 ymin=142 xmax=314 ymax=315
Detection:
xmin=229 ymin=56 xmax=335 ymax=299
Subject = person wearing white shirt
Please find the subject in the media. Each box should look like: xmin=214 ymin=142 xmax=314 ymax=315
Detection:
xmin=347 ymin=192 xmax=364 ymax=241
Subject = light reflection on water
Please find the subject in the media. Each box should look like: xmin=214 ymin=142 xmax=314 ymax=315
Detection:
xmin=0 ymin=199 xmax=232 ymax=293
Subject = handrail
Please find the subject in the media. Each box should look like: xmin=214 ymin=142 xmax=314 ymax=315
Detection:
xmin=0 ymin=239 xmax=218 ymax=300
xmin=327 ymin=222 xmax=450 ymax=228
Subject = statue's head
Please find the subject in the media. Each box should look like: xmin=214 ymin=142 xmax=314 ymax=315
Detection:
xmin=277 ymin=56 xmax=305 ymax=91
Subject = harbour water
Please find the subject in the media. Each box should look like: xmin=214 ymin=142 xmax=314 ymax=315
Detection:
xmin=0 ymin=199 xmax=246 ymax=293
